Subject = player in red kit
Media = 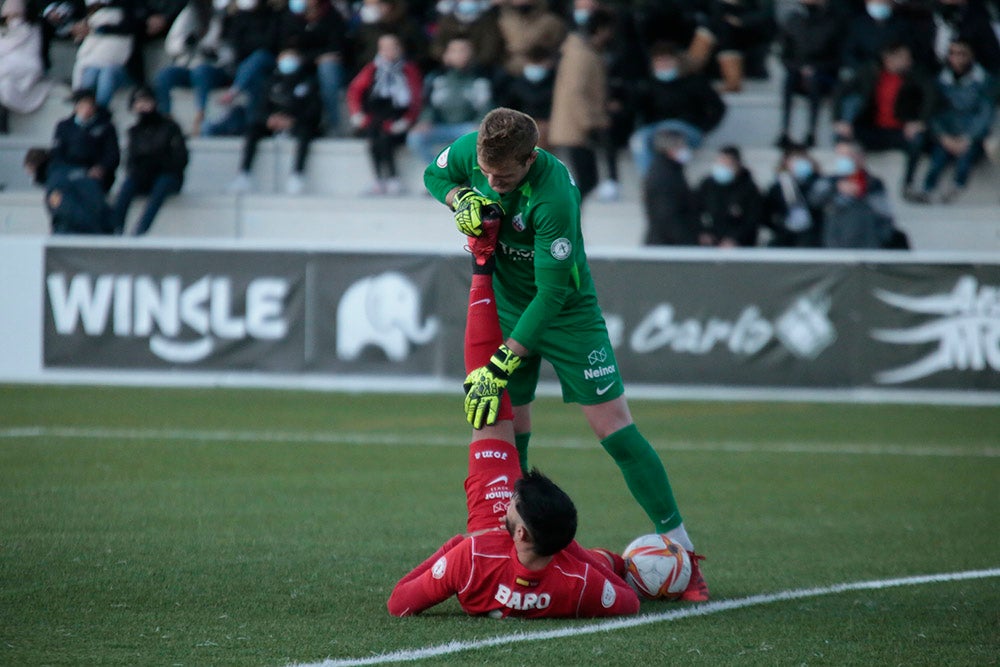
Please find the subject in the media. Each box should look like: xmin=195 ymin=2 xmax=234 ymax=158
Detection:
xmin=386 ymin=224 xmax=640 ymax=619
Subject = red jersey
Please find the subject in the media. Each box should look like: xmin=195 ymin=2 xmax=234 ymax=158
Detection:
xmin=387 ymin=439 xmax=639 ymax=618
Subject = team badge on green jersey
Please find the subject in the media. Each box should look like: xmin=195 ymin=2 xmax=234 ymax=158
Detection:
xmin=550 ymin=238 xmax=572 ymax=260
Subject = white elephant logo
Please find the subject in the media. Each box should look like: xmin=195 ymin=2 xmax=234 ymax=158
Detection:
xmin=336 ymin=271 xmax=440 ymax=362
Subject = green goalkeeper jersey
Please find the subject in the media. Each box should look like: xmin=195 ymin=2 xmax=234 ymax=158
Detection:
xmin=424 ymin=131 xmax=601 ymax=352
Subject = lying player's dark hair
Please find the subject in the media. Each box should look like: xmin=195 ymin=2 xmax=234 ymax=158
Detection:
xmin=478 ymin=107 xmax=538 ymax=166
xmin=514 ymin=469 xmax=578 ymax=557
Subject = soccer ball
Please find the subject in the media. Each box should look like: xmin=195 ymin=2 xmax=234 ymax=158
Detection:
xmin=622 ymin=534 xmax=692 ymax=600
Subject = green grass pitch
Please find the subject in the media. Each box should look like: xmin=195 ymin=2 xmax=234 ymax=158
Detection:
xmin=1 ymin=384 xmax=998 ymax=666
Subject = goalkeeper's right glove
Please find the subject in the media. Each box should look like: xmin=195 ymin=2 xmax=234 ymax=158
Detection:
xmin=452 ymin=187 xmax=503 ymax=237
xmin=463 ymin=344 xmax=521 ymax=429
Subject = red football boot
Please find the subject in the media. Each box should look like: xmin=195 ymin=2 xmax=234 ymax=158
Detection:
xmin=680 ymin=552 xmax=709 ymax=602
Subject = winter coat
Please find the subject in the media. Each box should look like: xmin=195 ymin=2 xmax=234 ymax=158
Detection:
xmin=431 ymin=9 xmax=505 ymax=70
xmin=163 ymin=3 xmax=233 ymax=70
xmin=497 ymin=2 xmax=567 ymax=76
xmin=50 ymin=110 xmax=120 ymax=191
xmin=833 ymin=62 xmax=936 ymax=127
xmin=43 ymin=164 xmax=114 ymax=235
xmin=255 ymin=66 xmax=322 ymax=130
xmin=346 ymin=58 xmax=422 ymax=130
xmin=71 ymin=2 xmax=136 ymax=89
xmin=417 ymin=67 xmax=492 ymax=126
xmin=643 ymin=154 xmax=698 ymax=246
xmin=809 ymin=172 xmax=895 ymax=249
xmin=762 ymin=172 xmax=822 ymax=248
xmin=634 ymin=74 xmax=726 ymax=133
xmin=278 ymin=6 xmax=346 ymax=62
xmin=696 ymin=168 xmax=763 ymax=247
xmin=498 ymin=70 xmax=555 ymax=121
xmin=930 ymin=64 xmax=996 ymax=140
xmin=0 ymin=18 xmax=51 ymax=113
xmin=124 ymin=111 xmax=188 ymax=192
xmin=225 ymin=6 xmax=278 ymax=64
xmin=841 ymin=11 xmax=933 ymax=76
xmin=549 ymin=32 xmax=608 ymax=147
xmin=780 ymin=3 xmax=846 ymax=74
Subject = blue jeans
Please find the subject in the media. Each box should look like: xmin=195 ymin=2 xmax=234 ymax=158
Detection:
xmin=406 ymin=121 xmax=478 ymax=165
xmin=154 ymin=64 xmax=230 ymax=114
xmin=232 ymin=49 xmax=275 ymax=118
xmin=79 ymin=65 xmax=130 ymax=108
xmin=630 ymin=120 xmax=704 ymax=177
xmin=923 ymin=139 xmax=984 ymax=190
xmin=113 ymin=173 xmax=182 ymax=235
xmin=316 ymin=57 xmax=344 ymax=132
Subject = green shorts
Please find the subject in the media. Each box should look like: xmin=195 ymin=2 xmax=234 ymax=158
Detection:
xmin=499 ymin=303 xmax=625 ymax=407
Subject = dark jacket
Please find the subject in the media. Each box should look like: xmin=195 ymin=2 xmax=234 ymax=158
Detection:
xmin=634 ymin=74 xmax=726 ymax=133
xmin=643 ymin=154 xmax=698 ymax=246
xmin=256 ymin=66 xmax=322 ymax=129
xmin=834 ymin=62 xmax=936 ymax=127
xmin=780 ymin=3 xmax=847 ymax=74
xmin=50 ymin=109 xmax=120 ymax=192
xmin=935 ymin=2 xmax=1000 ymax=74
xmin=930 ymin=63 xmax=996 ymax=140
xmin=497 ymin=70 xmax=556 ymax=121
xmin=763 ymin=172 xmax=823 ymax=248
xmin=696 ymin=168 xmax=762 ymax=247
xmin=225 ymin=6 xmax=278 ymax=64
xmin=841 ymin=11 xmax=933 ymax=76
xmin=808 ymin=172 xmax=895 ymax=249
xmin=125 ymin=111 xmax=188 ymax=191
xmin=278 ymin=6 xmax=347 ymax=61
xmin=42 ymin=163 xmax=114 ymax=235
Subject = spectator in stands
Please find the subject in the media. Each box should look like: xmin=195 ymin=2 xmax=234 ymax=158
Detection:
xmin=280 ymin=0 xmax=348 ymax=135
xmin=632 ymin=1 xmax=715 ymax=74
xmin=808 ymin=139 xmax=899 ymax=249
xmin=496 ymin=44 xmax=556 ymax=150
xmin=776 ymin=0 xmax=846 ymax=148
xmin=144 ymin=0 xmax=186 ymax=38
xmin=643 ymin=129 xmax=698 ymax=246
xmin=762 ymin=142 xmax=823 ymax=247
xmin=71 ymin=0 xmax=139 ymax=108
xmin=229 ymin=46 xmax=322 ymax=195
xmin=155 ymin=0 xmax=233 ymax=137
xmin=833 ymin=41 xmax=934 ymax=200
xmin=705 ymin=0 xmax=776 ymax=93
xmin=931 ymin=0 xmax=1000 ymax=74
xmin=209 ymin=0 xmax=279 ymax=132
xmin=430 ymin=0 xmax=504 ymax=71
xmin=497 ymin=0 xmax=567 ymax=77
xmin=918 ymin=37 xmax=996 ymax=203
xmin=695 ymin=145 xmax=762 ymax=247
xmin=347 ymin=32 xmax=422 ymax=196
xmin=841 ymin=0 xmax=934 ymax=81
xmin=50 ymin=88 xmax=119 ymax=192
xmin=352 ymin=0 xmax=427 ymax=73
xmin=629 ymin=41 xmax=726 ymax=177
xmin=549 ymin=7 xmax=616 ymax=201
xmin=0 ymin=0 xmax=52 ymax=133
xmin=24 ymin=146 xmax=114 ymax=234
xmin=112 ymin=86 xmax=187 ymax=235
xmin=28 ymin=0 xmax=83 ymax=72
xmin=406 ymin=36 xmax=491 ymax=166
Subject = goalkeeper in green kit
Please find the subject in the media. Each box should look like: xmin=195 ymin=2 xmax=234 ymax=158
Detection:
xmin=424 ymin=107 xmax=708 ymax=601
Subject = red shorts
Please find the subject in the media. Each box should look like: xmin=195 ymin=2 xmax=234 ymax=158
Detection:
xmin=464 ymin=439 xmax=521 ymax=534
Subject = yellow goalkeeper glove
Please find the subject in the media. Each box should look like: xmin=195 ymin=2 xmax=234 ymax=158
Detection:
xmin=453 ymin=187 xmax=503 ymax=237
xmin=463 ymin=344 xmax=521 ymax=429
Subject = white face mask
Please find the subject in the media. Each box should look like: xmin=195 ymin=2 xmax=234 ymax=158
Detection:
xmin=866 ymin=2 xmax=892 ymax=21
xmin=359 ymin=4 xmax=382 ymax=23
xmin=235 ymin=0 xmax=256 ymax=11
xmin=213 ymin=0 xmax=229 ymax=10
xmin=522 ymin=64 xmax=548 ymax=82
xmin=674 ymin=147 xmax=692 ymax=164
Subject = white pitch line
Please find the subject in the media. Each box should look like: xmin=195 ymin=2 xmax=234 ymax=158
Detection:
xmin=1 ymin=426 xmax=999 ymax=459
xmin=287 ymin=568 xmax=1000 ymax=667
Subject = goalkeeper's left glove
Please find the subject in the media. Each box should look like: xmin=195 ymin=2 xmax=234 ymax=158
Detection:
xmin=452 ymin=187 xmax=503 ymax=237
xmin=463 ymin=344 xmax=521 ymax=429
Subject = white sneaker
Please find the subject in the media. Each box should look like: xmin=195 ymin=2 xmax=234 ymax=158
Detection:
xmin=385 ymin=177 xmax=404 ymax=196
xmin=596 ymin=179 xmax=621 ymax=202
xmin=227 ymin=172 xmax=252 ymax=194
xmin=285 ymin=173 xmax=305 ymax=195
xmin=361 ymin=180 xmax=386 ymax=197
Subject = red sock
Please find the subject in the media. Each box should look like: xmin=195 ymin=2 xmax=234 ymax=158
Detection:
xmin=464 ymin=274 xmax=512 ymax=421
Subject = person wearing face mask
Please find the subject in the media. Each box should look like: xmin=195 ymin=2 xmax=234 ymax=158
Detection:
xmin=353 ymin=0 xmax=429 ymax=73
xmin=430 ymin=0 xmax=504 ymax=70
xmin=49 ymin=88 xmax=119 ymax=192
xmin=211 ymin=0 xmax=280 ymax=127
xmin=497 ymin=0 xmax=567 ymax=77
xmin=776 ymin=0 xmax=848 ymax=148
xmin=155 ymin=0 xmax=233 ymax=136
xmin=694 ymin=145 xmax=762 ymax=247
xmin=496 ymin=44 xmax=556 ymax=150
xmin=548 ymin=7 xmax=616 ymax=201
xmin=277 ymin=0 xmax=348 ymax=135
xmin=643 ymin=129 xmax=699 ymax=246
xmin=841 ymin=0 xmax=934 ymax=81
xmin=704 ymin=0 xmax=776 ymax=93
xmin=111 ymin=86 xmax=187 ymax=235
xmin=629 ymin=41 xmax=726 ymax=177
xmin=228 ymin=46 xmax=322 ymax=195
xmin=71 ymin=0 xmax=140 ymax=108
xmin=762 ymin=143 xmax=824 ymax=247
xmin=807 ymin=139 xmax=904 ymax=248
xmin=0 ymin=0 xmax=52 ymax=133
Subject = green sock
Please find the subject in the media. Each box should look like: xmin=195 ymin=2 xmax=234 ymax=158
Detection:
xmin=515 ymin=432 xmax=531 ymax=475
xmin=600 ymin=424 xmax=683 ymax=532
